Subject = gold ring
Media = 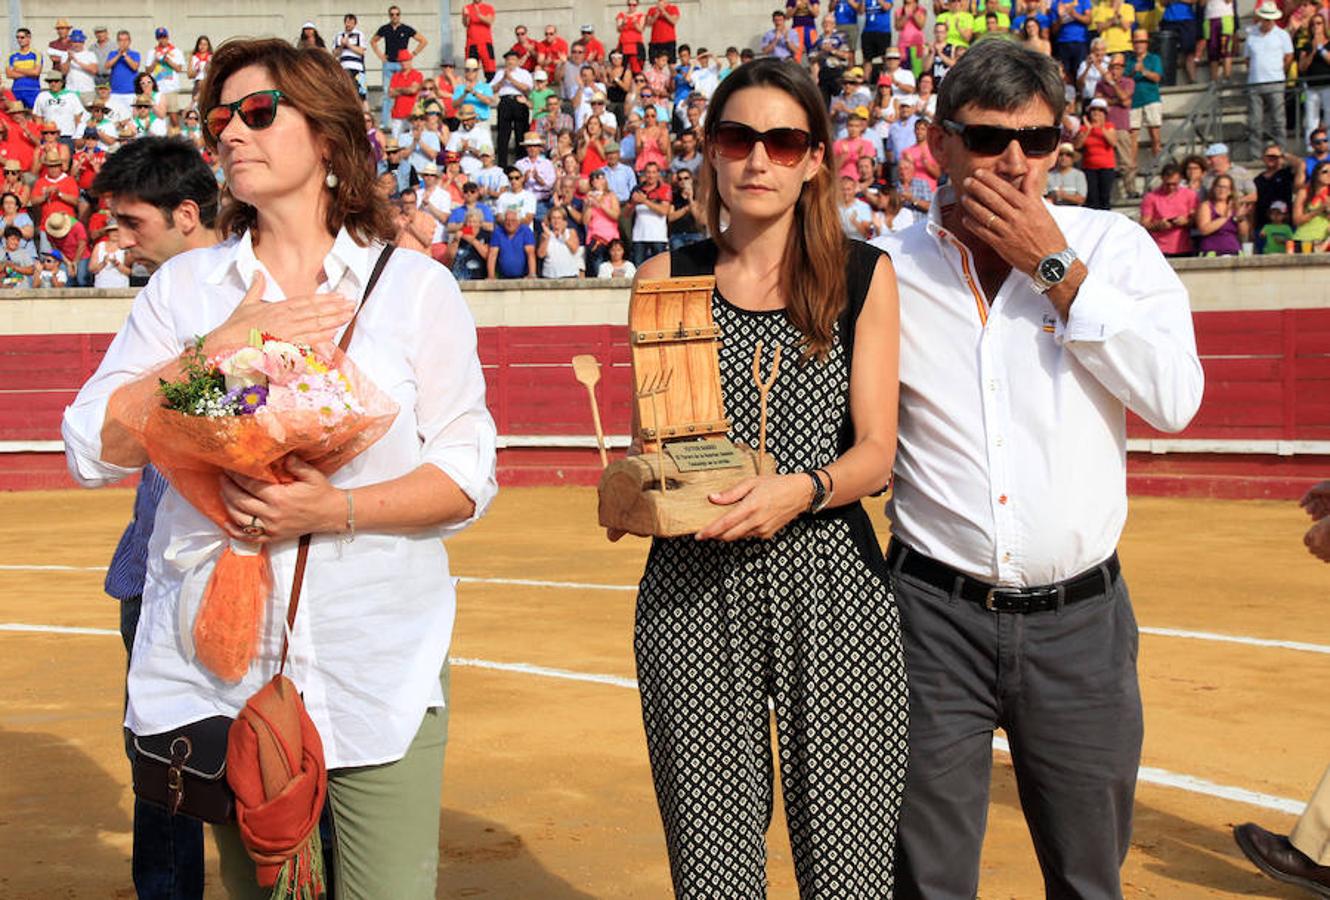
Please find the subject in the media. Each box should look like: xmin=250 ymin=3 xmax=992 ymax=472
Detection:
xmin=987 ymin=213 xmax=998 ymax=228
xmin=241 ymin=515 xmax=265 ymax=537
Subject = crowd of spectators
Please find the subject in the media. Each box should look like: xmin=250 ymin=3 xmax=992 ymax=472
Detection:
xmin=9 ymin=0 xmax=1330 ymax=286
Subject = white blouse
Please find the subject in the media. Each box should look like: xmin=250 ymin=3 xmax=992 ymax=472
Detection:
xmin=62 ymin=228 xmax=498 ymax=768
xmin=541 ymin=227 xmax=583 ymax=278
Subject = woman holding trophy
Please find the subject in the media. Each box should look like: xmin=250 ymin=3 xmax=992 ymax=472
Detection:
xmin=627 ymin=57 xmax=908 ymax=898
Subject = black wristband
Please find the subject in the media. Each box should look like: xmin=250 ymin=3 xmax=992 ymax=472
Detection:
xmin=805 ymin=470 xmax=825 ymax=513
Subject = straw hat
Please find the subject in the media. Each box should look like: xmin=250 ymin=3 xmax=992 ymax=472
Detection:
xmin=45 ymin=212 xmax=74 ymax=238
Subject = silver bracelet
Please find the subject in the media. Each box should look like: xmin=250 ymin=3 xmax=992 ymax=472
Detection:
xmin=344 ymin=489 xmax=356 ymax=543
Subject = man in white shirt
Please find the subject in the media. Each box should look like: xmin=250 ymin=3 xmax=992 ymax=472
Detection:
xmin=33 ymin=71 xmax=87 ymax=139
xmin=1245 ymin=0 xmax=1294 ymax=160
xmin=446 ymin=104 xmax=493 ymax=177
xmin=65 ymin=30 xmax=99 ymax=100
xmin=336 ymin=14 xmax=369 ymax=99
xmin=495 ymin=166 xmax=537 ymax=224
xmin=873 ymin=41 xmax=1203 ymax=900
xmin=490 ymin=49 xmax=533 ymax=168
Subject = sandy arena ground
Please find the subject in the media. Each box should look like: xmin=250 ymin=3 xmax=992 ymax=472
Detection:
xmin=0 ymin=486 xmax=1327 ymax=899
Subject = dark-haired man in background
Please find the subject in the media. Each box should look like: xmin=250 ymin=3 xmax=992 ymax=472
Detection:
xmin=874 ymin=40 xmax=1203 ymax=899
xmin=90 ymin=136 xmax=221 ymax=900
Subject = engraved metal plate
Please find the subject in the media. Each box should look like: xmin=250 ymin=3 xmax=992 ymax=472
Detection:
xmin=664 ymin=438 xmax=747 ymax=472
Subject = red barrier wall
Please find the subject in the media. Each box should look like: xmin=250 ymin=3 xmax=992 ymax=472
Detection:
xmin=4 ymin=309 xmax=1330 ymax=496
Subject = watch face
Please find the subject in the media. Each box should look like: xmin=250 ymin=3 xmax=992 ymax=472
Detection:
xmin=1038 ymin=256 xmax=1066 ymax=283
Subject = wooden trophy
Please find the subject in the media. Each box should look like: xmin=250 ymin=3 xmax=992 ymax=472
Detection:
xmin=597 ymin=275 xmax=777 ymax=538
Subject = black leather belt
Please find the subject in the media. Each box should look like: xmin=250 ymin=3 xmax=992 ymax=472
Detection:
xmin=886 ymin=540 xmax=1120 ymax=613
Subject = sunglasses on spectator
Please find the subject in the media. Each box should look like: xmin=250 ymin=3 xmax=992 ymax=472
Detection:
xmin=1315 ymin=136 xmax=1329 ymax=144
xmin=941 ymin=119 xmax=1060 ymax=157
xmin=205 ymin=89 xmax=284 ymax=138
xmin=712 ymin=121 xmax=814 ymax=167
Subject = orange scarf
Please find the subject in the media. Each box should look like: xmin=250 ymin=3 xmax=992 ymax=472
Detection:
xmin=227 ymin=675 xmax=327 ymax=898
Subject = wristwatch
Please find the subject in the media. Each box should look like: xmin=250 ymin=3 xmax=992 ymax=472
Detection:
xmin=1030 ymin=247 xmax=1078 ymax=294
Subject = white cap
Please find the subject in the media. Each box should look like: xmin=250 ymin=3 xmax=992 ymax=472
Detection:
xmin=534 ymin=68 xmax=548 ymax=80
xmin=1205 ymin=142 xmax=1229 ymax=156
xmin=1088 ymin=97 xmax=1109 ymax=110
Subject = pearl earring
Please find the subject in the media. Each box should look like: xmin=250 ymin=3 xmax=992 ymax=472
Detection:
xmin=324 ymin=169 xmax=339 ymax=189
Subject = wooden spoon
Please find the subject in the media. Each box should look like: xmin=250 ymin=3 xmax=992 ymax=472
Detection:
xmin=572 ymin=354 xmax=609 ymax=468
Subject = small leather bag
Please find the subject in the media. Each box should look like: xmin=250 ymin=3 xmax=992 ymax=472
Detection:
xmin=131 ymin=715 xmax=236 ymax=822
xmin=128 ymin=244 xmax=396 ymax=824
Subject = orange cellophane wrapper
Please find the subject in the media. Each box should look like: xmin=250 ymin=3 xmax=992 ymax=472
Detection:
xmin=106 ymin=342 xmax=399 ymax=682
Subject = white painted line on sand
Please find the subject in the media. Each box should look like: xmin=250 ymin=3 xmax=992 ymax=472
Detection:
xmin=1139 ymin=626 xmax=1330 ymax=656
xmin=457 ymin=576 xmax=637 ymax=592
xmin=0 ymin=620 xmax=1311 ymax=815
xmin=990 ymin=736 xmax=1306 ymax=816
xmin=0 ymin=622 xmax=119 ymax=636
xmin=451 ymin=656 xmax=639 ymax=689
xmin=4 ymin=564 xmax=1330 ymax=656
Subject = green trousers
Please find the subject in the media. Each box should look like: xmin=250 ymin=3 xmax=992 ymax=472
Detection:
xmin=213 ymin=663 xmax=450 ymax=899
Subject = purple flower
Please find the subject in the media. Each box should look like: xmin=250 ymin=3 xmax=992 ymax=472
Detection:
xmin=225 ymin=383 xmax=269 ymax=414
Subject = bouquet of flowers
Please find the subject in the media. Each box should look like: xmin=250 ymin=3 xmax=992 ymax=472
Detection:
xmin=110 ymin=330 xmax=398 ymax=682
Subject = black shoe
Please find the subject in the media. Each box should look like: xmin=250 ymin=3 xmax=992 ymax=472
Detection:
xmin=1234 ymin=822 xmax=1330 ymax=897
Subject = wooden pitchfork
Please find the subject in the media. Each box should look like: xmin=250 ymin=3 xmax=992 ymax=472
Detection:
xmin=636 ymin=368 xmax=673 ymax=492
xmin=751 ymin=341 xmax=782 ymax=470
xmin=571 ymin=355 xmax=608 ymax=468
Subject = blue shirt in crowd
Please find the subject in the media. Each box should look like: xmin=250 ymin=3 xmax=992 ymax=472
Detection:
xmin=864 ymin=0 xmax=893 ymax=33
xmin=835 ymin=0 xmax=860 ymax=24
xmin=453 ymin=82 xmax=495 ymax=121
xmin=104 ymin=465 xmax=169 ymax=601
xmin=602 ymin=161 xmax=638 ymax=202
xmin=447 ymin=203 xmax=495 ymax=226
xmin=491 ymin=224 xmax=534 ymax=277
xmin=109 ymin=47 xmax=141 ymax=94
xmin=1051 ymin=0 xmax=1093 ymax=43
xmin=1161 ymin=0 xmax=1195 ymax=21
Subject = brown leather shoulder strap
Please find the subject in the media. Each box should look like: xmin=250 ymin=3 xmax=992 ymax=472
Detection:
xmin=277 ymin=242 xmax=395 ymax=676
xmin=337 ymin=243 xmax=397 ymax=353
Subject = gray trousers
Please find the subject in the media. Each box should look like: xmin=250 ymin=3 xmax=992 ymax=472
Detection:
xmin=890 ymin=543 xmax=1143 ymax=900
xmin=1250 ymin=83 xmax=1287 ymax=160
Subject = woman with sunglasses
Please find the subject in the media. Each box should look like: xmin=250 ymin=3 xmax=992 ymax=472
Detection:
xmin=634 ymin=103 xmax=672 ymax=173
xmin=176 ymin=108 xmax=205 ymax=149
xmin=624 ymin=57 xmax=905 ymax=897
xmin=133 ymin=71 xmax=167 ymax=119
xmin=63 ymin=37 xmax=496 ymax=898
xmin=1073 ymin=97 xmax=1117 ymax=209
xmin=617 ymin=0 xmax=647 ymax=72
xmin=1194 ymin=172 xmax=1248 ymax=255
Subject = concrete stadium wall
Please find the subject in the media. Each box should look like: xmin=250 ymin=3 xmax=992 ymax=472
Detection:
xmin=10 ymin=1 xmax=776 ymax=77
xmin=3 ymin=253 xmax=1328 ymax=498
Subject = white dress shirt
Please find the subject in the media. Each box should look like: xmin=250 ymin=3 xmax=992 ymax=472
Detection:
xmin=62 ymin=228 xmax=498 ymax=768
xmin=874 ymin=187 xmax=1203 ymax=587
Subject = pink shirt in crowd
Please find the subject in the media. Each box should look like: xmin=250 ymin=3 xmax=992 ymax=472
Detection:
xmin=1140 ymin=186 xmax=1197 ymax=256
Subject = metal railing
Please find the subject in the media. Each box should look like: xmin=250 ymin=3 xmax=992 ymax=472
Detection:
xmin=1155 ymin=76 xmax=1330 ymax=172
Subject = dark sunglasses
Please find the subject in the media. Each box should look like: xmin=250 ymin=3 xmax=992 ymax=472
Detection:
xmin=204 ymin=89 xmax=284 ymax=138
xmin=1315 ymin=137 xmax=1329 ymax=144
xmin=712 ymin=121 xmax=814 ymax=167
xmin=941 ymin=119 xmax=1060 ymax=157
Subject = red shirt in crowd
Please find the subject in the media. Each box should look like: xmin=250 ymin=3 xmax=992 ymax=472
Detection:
xmin=647 ymin=3 xmax=681 ymax=43
xmin=50 ymin=219 xmax=89 ymax=262
xmin=0 ymin=119 xmax=35 ymax=171
xmin=73 ymin=148 xmax=104 ymax=192
xmin=390 ymin=68 xmax=423 ymax=120
xmin=1078 ymin=125 xmax=1116 ymax=170
xmin=463 ymin=3 xmax=495 ymax=45
xmin=539 ymin=34 xmax=569 ymax=65
xmin=31 ymin=171 xmax=78 ymax=226
xmin=581 ymin=35 xmax=607 ymax=61
xmin=510 ymin=37 xmax=540 ymax=70
xmin=617 ymin=9 xmax=645 ymax=48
